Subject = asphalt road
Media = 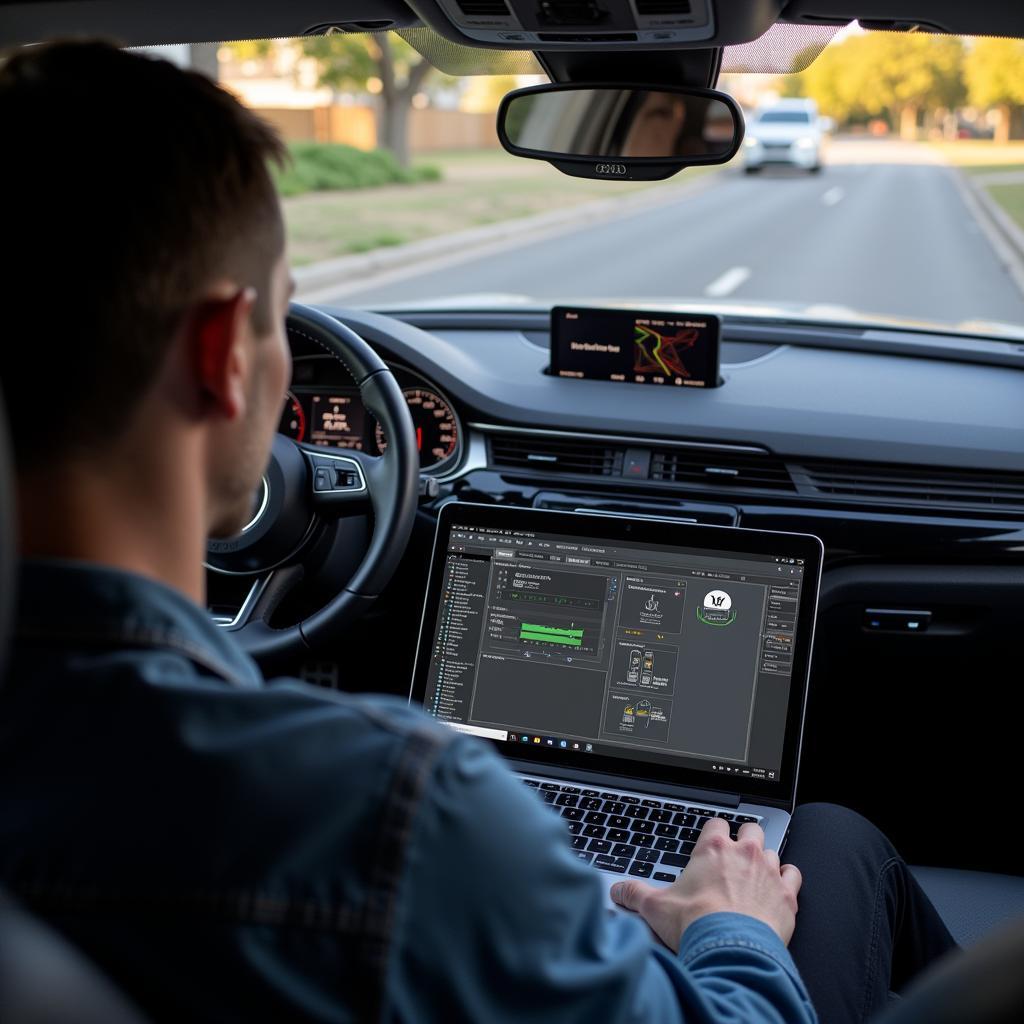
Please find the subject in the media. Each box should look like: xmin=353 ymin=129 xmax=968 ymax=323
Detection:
xmin=332 ymin=140 xmax=1024 ymax=330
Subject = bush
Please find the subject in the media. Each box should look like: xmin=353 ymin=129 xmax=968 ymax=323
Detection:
xmin=273 ymin=142 xmax=441 ymax=197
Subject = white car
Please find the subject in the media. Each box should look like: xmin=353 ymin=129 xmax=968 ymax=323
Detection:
xmin=743 ymin=99 xmax=823 ymax=173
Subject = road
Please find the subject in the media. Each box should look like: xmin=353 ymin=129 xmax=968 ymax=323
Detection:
xmin=327 ymin=140 xmax=1024 ymax=329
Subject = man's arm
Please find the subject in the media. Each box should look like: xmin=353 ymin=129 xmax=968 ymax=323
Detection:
xmin=388 ymin=735 xmax=817 ymax=1023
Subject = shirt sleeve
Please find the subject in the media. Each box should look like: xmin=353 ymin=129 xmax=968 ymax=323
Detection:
xmin=387 ymin=735 xmax=817 ymax=1024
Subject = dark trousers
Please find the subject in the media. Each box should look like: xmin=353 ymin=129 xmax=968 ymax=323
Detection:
xmin=782 ymin=803 xmax=960 ymax=1024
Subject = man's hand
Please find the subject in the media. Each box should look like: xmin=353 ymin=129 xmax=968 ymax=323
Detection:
xmin=610 ymin=818 xmax=802 ymax=952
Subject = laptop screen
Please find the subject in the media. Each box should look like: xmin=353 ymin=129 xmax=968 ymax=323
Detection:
xmin=411 ymin=504 xmax=822 ymax=803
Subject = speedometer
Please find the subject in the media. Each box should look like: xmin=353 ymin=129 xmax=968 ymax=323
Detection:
xmin=278 ymin=390 xmax=306 ymax=442
xmin=375 ymin=388 xmax=459 ymax=470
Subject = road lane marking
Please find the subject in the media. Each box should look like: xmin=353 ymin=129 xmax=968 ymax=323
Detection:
xmin=821 ymin=186 xmax=845 ymax=206
xmin=298 ymin=172 xmax=725 ymax=303
xmin=704 ymin=266 xmax=750 ymax=297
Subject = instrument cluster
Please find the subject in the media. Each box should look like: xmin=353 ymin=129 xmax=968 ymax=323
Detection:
xmin=278 ymin=356 xmax=461 ymax=473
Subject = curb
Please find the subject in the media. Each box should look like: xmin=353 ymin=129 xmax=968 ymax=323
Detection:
xmin=953 ymin=169 xmax=1024 ymax=299
xmin=293 ymin=170 xmax=721 ymax=300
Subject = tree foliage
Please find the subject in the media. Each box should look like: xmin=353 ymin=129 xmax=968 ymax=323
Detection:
xmin=221 ymin=39 xmax=275 ymax=62
xmin=964 ymin=38 xmax=1024 ymax=108
xmin=788 ymin=32 xmax=964 ymax=135
xmin=964 ymin=38 xmax=1024 ymax=143
xmin=300 ymin=34 xmax=390 ymax=92
xmin=223 ymin=35 xmax=439 ymax=166
xmin=300 ymin=33 xmax=435 ymax=166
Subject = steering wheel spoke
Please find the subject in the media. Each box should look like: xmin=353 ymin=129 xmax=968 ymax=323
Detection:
xmin=218 ymin=565 xmax=305 ymax=634
xmin=300 ymin=445 xmax=374 ymax=513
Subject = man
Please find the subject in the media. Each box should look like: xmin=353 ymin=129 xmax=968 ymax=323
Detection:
xmin=0 ymin=41 xmax=958 ymax=1023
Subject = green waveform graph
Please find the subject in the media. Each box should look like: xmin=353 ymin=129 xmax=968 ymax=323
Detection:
xmin=518 ymin=623 xmax=584 ymax=648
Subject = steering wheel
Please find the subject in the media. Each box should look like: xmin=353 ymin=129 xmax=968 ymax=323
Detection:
xmin=205 ymin=303 xmax=420 ymax=660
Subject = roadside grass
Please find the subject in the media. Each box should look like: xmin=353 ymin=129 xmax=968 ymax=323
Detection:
xmin=986 ymin=184 xmax=1024 ymax=230
xmin=273 ymin=142 xmax=440 ymax=197
xmin=283 ymin=148 xmax=720 ymax=266
xmin=931 ymin=142 xmax=1024 ymax=232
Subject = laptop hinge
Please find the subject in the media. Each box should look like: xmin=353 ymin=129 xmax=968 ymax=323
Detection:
xmin=741 ymin=793 xmax=792 ymax=811
xmin=513 ymin=761 xmax=741 ymax=808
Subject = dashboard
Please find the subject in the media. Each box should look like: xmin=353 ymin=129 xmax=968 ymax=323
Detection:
xmin=285 ymin=305 xmax=1024 ymax=496
xmin=279 ymin=355 xmax=461 ymax=473
xmin=283 ymin=305 xmax=1024 ymax=563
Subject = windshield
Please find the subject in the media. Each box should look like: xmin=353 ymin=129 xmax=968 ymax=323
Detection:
xmin=756 ymin=111 xmax=813 ymax=124
xmin=179 ymin=30 xmax=1024 ymax=339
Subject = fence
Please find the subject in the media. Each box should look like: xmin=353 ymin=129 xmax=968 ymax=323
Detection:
xmin=252 ymin=105 xmax=499 ymax=152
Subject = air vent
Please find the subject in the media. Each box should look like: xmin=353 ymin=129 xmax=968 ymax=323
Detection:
xmin=635 ymin=0 xmax=692 ymax=15
xmin=650 ymin=449 xmax=796 ymax=492
xmin=792 ymin=460 xmax=1024 ymax=513
xmin=490 ymin=434 xmax=625 ymax=476
xmin=455 ymin=0 xmax=512 ymax=16
xmin=539 ymin=0 xmax=607 ymax=25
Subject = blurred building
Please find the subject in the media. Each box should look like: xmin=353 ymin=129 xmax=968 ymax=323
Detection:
xmin=217 ymin=41 xmax=503 ymax=153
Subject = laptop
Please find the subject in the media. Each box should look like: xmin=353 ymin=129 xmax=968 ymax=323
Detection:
xmin=410 ymin=503 xmax=823 ymax=899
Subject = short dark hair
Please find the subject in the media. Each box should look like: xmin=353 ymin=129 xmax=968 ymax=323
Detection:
xmin=0 ymin=40 xmax=287 ymax=469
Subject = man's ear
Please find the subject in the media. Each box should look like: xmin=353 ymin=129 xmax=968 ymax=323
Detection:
xmin=191 ymin=287 xmax=258 ymax=421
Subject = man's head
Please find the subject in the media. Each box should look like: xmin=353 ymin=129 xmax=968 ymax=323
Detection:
xmin=0 ymin=40 xmax=293 ymax=540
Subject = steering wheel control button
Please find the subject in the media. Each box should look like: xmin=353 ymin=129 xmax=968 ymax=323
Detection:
xmin=307 ymin=451 xmax=366 ymax=498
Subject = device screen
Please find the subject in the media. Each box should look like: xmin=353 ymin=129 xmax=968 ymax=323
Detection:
xmin=420 ymin=516 xmax=812 ymax=786
xmin=550 ymin=306 xmax=720 ymax=387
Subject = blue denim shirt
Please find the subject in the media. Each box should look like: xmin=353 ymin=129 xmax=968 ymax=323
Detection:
xmin=0 ymin=561 xmax=817 ymax=1024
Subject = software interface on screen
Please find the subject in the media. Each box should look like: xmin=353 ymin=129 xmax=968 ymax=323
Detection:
xmin=421 ymin=521 xmax=808 ymax=783
xmin=550 ymin=307 xmax=720 ymax=388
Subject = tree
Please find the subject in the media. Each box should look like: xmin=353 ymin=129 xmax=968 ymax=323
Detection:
xmin=965 ymin=38 xmax=1024 ymax=143
xmin=223 ymin=39 xmax=275 ymax=61
xmin=786 ymin=32 xmax=964 ymax=138
xmin=792 ymin=34 xmax=878 ymax=123
xmin=300 ymin=33 xmax=434 ymax=167
xmin=878 ymin=34 xmax=964 ymax=139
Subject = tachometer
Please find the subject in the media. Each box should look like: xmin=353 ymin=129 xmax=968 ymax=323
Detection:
xmin=278 ymin=390 xmax=306 ymax=442
xmin=375 ymin=388 xmax=459 ymax=470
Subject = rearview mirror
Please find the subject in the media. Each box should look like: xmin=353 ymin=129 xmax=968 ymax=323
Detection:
xmin=497 ymin=83 xmax=744 ymax=181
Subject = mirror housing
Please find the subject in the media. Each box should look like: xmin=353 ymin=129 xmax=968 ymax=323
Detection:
xmin=497 ymin=83 xmax=744 ymax=181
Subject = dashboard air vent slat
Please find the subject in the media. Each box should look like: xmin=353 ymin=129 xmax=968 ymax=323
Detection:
xmin=650 ymin=449 xmax=796 ymax=492
xmin=794 ymin=460 xmax=1024 ymax=512
xmin=490 ymin=435 xmax=624 ymax=477
xmin=635 ymin=1 xmax=693 ymax=15
xmin=455 ymin=0 xmax=512 ymax=16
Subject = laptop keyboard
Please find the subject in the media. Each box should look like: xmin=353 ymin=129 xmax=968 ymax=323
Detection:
xmin=521 ymin=776 xmax=763 ymax=882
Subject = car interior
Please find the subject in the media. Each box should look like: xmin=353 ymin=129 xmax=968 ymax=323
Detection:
xmin=2 ymin=0 xmax=1024 ymax=1020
